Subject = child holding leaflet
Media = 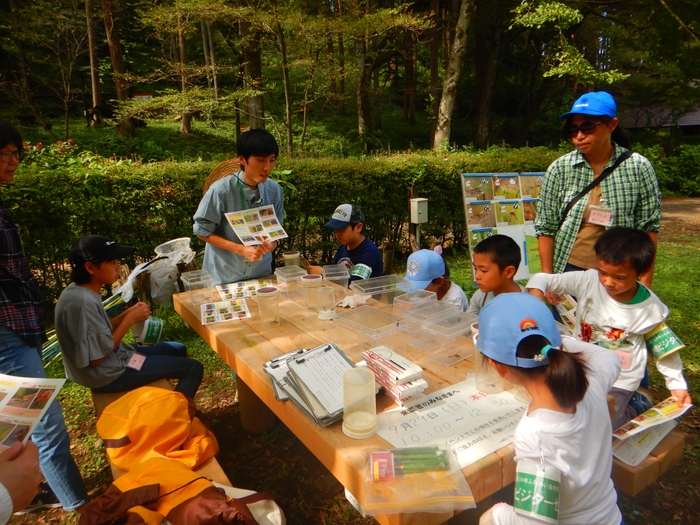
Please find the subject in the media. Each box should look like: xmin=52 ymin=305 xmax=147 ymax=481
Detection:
xmin=477 ymin=293 xmax=623 ymax=525
xmin=466 ymin=235 xmax=524 ymax=315
xmin=526 ymin=227 xmax=690 ymax=429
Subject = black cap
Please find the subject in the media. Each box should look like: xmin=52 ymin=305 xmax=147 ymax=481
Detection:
xmin=70 ymin=235 xmax=135 ymax=264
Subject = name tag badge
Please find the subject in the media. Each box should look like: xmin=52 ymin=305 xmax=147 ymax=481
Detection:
xmin=588 ymin=205 xmax=613 ymax=226
xmin=127 ymin=352 xmax=146 ymax=370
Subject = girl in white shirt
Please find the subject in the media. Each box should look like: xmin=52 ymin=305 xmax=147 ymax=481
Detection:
xmin=477 ymin=293 xmax=624 ymax=525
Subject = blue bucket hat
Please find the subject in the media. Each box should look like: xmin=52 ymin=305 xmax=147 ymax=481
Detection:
xmin=558 ymin=91 xmax=617 ymax=120
xmin=477 ymin=293 xmax=562 ymax=368
xmin=405 ymin=249 xmax=445 ymax=291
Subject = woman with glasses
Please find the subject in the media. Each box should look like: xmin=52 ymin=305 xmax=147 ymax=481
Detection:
xmin=535 ymin=92 xmax=660 ymax=288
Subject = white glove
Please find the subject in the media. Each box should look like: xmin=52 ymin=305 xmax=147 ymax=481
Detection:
xmin=336 ymin=295 xmax=371 ymax=308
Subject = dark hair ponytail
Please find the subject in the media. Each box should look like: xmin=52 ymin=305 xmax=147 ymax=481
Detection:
xmin=516 ymin=335 xmax=590 ymax=409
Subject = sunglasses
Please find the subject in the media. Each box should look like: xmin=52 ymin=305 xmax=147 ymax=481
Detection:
xmin=567 ymin=121 xmax=603 ymax=137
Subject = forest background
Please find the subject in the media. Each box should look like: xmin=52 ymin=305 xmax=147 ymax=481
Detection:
xmin=2 ymin=1 xmax=700 ymax=524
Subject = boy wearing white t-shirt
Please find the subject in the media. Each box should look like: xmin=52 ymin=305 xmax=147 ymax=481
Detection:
xmin=526 ymin=227 xmax=691 ymax=429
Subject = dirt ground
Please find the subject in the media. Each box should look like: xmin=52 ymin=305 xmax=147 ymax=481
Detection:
xmin=9 ymin=197 xmax=700 ymax=525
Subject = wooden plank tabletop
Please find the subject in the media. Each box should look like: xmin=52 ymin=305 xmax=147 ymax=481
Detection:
xmin=174 ymin=287 xmax=515 ymax=524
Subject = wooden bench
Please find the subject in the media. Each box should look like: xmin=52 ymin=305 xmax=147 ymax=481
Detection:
xmin=91 ymin=379 xmax=232 ymax=486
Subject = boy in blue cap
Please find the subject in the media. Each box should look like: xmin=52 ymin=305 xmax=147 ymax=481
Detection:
xmin=308 ymin=204 xmax=383 ymax=281
xmin=404 ymin=249 xmax=469 ymax=311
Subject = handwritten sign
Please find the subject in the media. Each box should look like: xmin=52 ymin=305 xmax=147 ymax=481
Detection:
xmin=377 ymin=377 xmax=527 ymax=468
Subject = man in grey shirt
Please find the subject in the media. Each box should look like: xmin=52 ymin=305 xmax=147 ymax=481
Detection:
xmin=193 ymin=129 xmax=284 ymax=285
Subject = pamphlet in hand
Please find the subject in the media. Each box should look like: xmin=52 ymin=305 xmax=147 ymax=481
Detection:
xmin=225 ymin=205 xmax=288 ymax=246
xmin=201 ymin=299 xmax=252 ymax=325
xmin=613 ymin=396 xmax=692 ymax=440
xmin=0 ymin=373 xmax=66 ymax=451
xmin=217 ymin=278 xmax=275 ymax=300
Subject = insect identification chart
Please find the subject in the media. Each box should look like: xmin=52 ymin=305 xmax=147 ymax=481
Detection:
xmin=377 ymin=377 xmax=527 ymax=468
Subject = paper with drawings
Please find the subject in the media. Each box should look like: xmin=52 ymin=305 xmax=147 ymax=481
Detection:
xmin=377 ymin=376 xmax=528 ymax=468
xmin=613 ymin=420 xmax=676 ymax=467
xmin=225 ymin=205 xmax=288 ymax=246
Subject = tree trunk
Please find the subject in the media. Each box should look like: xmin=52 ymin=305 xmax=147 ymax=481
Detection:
xmin=300 ymin=47 xmax=320 ymax=153
xmin=8 ymin=0 xmax=34 ymax=115
xmin=101 ymin=0 xmax=133 ymax=136
xmin=474 ymin=0 xmax=504 ymax=149
xmin=201 ymin=19 xmax=212 ymax=89
xmin=433 ymin=0 xmax=475 ymax=149
xmin=240 ymin=21 xmax=265 ymax=129
xmin=85 ymin=0 xmax=103 ymax=126
xmin=429 ymin=0 xmax=440 ymax=146
xmin=337 ymin=0 xmax=346 ymax=115
xmin=206 ymin=21 xmax=219 ymax=100
xmin=275 ymin=18 xmax=293 ymax=155
xmin=355 ymin=35 xmax=372 ymax=140
xmin=402 ymin=32 xmax=416 ymax=126
xmin=178 ymin=16 xmax=191 ymax=134
xmin=373 ymin=68 xmax=381 ymax=131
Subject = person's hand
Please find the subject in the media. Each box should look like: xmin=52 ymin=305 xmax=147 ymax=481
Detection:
xmin=545 ymin=292 xmax=564 ymax=305
xmin=671 ymin=389 xmax=691 ymax=407
xmin=258 ymin=239 xmax=277 ymax=255
xmin=238 ymin=245 xmax=264 ymax=262
xmin=0 ymin=441 xmax=42 ymax=513
xmin=127 ymin=302 xmax=151 ymax=322
xmin=526 ymin=288 xmax=545 ymax=301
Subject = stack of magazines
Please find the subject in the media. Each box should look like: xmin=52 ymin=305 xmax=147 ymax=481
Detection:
xmin=263 ymin=342 xmax=354 ymax=426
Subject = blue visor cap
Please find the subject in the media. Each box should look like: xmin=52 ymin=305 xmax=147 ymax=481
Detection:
xmin=476 ymin=293 xmax=562 ymax=368
xmin=559 ymin=91 xmax=617 ymax=120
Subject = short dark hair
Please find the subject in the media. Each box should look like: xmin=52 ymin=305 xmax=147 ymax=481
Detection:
xmin=0 ymin=122 xmax=25 ymax=161
xmin=594 ymin=227 xmax=655 ymax=274
xmin=70 ymin=256 xmax=108 ymax=284
xmin=473 ymin=234 xmax=521 ymax=272
xmin=237 ymin=129 xmax=279 ymax=165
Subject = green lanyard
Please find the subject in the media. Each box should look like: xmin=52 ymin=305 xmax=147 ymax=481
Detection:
xmin=236 ymin=175 xmax=263 ymax=208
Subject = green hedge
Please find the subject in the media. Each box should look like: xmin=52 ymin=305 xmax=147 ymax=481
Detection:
xmin=6 ymin=143 xmax=698 ymax=308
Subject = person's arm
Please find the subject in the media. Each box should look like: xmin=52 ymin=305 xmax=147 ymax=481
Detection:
xmin=90 ymin=302 xmax=150 ymax=366
xmin=0 ymin=441 xmax=41 ymax=519
xmin=656 ymin=351 xmax=691 ymax=407
xmin=537 ymin=235 xmax=555 ymax=275
xmin=633 ymin=155 xmax=661 ymax=288
xmin=307 ymin=265 xmax=323 ymax=275
xmin=640 ymin=231 xmax=657 ymax=288
xmin=198 ymin=233 xmax=263 ymax=262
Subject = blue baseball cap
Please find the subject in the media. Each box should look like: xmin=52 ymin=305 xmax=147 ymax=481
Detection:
xmin=558 ymin=91 xmax=617 ymax=120
xmin=477 ymin=293 xmax=562 ymax=368
xmin=405 ymin=249 xmax=445 ymax=291
xmin=324 ymin=204 xmax=366 ymax=230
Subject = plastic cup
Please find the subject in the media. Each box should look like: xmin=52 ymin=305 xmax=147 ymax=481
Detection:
xmin=342 ymin=367 xmax=377 ymax=439
xmin=301 ymin=274 xmax=322 ymax=310
xmin=132 ymin=316 xmax=163 ymax=346
xmin=257 ymin=286 xmax=280 ymax=328
xmin=317 ymin=285 xmax=337 ymax=320
xmin=283 ymin=250 xmax=301 ymax=267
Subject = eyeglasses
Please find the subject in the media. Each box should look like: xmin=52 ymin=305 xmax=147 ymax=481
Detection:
xmin=567 ymin=121 xmax=603 ymax=137
xmin=0 ymin=150 xmax=21 ymax=163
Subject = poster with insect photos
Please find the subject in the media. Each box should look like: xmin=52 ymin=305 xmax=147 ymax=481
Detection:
xmin=461 ymin=173 xmax=546 ymax=281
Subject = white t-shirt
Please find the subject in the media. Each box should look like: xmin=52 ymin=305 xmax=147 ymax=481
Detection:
xmin=492 ymin=338 xmax=622 ymax=525
xmin=440 ymin=281 xmax=469 ymax=312
xmin=526 ymin=270 xmax=686 ymax=392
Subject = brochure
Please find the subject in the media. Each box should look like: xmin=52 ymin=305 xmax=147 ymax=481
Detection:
xmin=613 ymin=396 xmax=692 ymax=440
xmin=0 ymin=374 xmax=66 ymax=451
xmin=200 ymin=299 xmax=252 ymax=325
xmin=217 ymin=278 xmax=275 ymax=300
xmin=224 ymin=205 xmax=288 ymax=246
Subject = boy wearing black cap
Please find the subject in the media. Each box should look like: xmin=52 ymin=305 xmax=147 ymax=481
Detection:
xmin=55 ymin=235 xmax=204 ymax=399
xmin=308 ymin=204 xmax=383 ymax=281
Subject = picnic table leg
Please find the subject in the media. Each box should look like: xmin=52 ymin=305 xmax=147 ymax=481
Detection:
xmin=236 ymin=375 xmax=277 ymax=433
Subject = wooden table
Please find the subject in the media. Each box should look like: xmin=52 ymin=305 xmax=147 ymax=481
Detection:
xmin=174 ymin=290 xmax=516 ymax=525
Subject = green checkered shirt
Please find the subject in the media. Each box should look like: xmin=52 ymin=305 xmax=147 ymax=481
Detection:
xmin=535 ymin=144 xmax=661 ymax=274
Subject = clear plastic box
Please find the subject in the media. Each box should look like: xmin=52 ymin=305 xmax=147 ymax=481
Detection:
xmin=180 ymin=269 xmax=213 ymax=304
xmin=322 ymin=264 xmax=350 ymax=301
xmin=423 ymin=311 xmax=478 ymax=366
xmin=349 ymin=274 xmax=413 ymax=305
xmin=403 ymin=301 xmax=459 ymax=351
xmin=334 ymin=306 xmax=405 ymax=352
xmin=274 ymin=265 xmax=308 ymax=301
xmin=392 ymin=289 xmax=437 ymax=318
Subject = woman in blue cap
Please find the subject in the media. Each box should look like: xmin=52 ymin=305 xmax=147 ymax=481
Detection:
xmin=477 ymin=293 xmax=624 ymax=525
xmin=535 ymin=92 xmax=660 ymax=289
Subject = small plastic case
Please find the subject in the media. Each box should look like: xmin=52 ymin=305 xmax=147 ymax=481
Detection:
xmin=322 ymin=264 xmax=350 ymax=301
xmin=350 ymin=275 xmax=413 ymax=305
xmin=403 ymin=301 xmax=459 ymax=351
xmin=423 ymin=311 xmax=478 ymax=366
xmin=335 ymin=306 xmax=405 ymax=352
xmin=180 ymin=269 xmax=213 ymax=304
xmin=274 ymin=265 xmax=308 ymax=301
xmin=392 ymin=289 xmax=437 ymax=318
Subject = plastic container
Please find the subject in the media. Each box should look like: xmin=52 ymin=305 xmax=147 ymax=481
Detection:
xmin=283 ymin=250 xmax=301 ymax=267
xmin=392 ymin=289 xmax=437 ymax=318
xmin=423 ymin=311 xmax=478 ymax=366
xmin=180 ymin=269 xmax=213 ymax=304
xmin=349 ymin=275 xmax=413 ymax=305
xmin=257 ymin=286 xmax=280 ymax=328
xmin=342 ymin=367 xmax=377 ymax=439
xmin=155 ymin=237 xmax=191 ymax=256
xmin=274 ymin=265 xmax=308 ymax=301
xmin=322 ymin=264 xmax=350 ymax=301
xmin=335 ymin=306 xmax=405 ymax=352
xmin=132 ymin=316 xmax=163 ymax=346
xmin=301 ymin=274 xmax=323 ymax=310
xmin=403 ymin=301 xmax=458 ymax=351
xmin=317 ymin=285 xmax=337 ymax=320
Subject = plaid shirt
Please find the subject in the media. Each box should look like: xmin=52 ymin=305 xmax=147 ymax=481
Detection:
xmin=0 ymin=197 xmax=45 ymax=348
xmin=535 ymin=144 xmax=661 ymax=274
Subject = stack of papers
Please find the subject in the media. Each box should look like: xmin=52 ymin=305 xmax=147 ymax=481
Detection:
xmin=362 ymin=346 xmax=428 ymax=406
xmin=263 ymin=343 xmax=354 ymax=426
